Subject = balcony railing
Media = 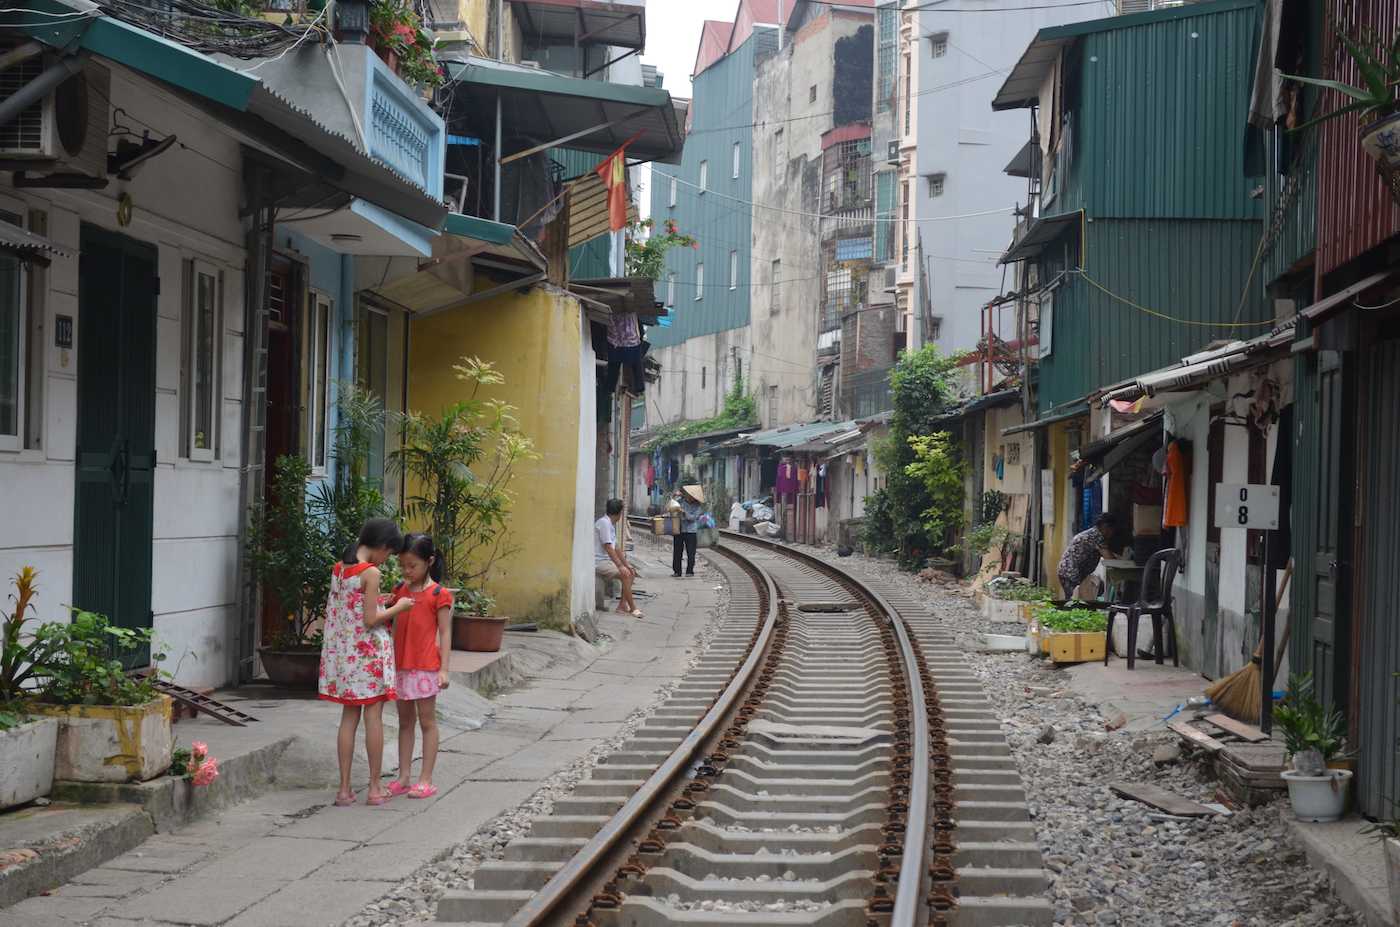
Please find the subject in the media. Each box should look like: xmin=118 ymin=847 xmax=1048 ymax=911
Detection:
xmin=852 ymin=364 xmax=895 ymax=418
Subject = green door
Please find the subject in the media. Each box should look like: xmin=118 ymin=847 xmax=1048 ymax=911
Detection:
xmin=72 ymin=225 xmax=158 ymax=666
xmin=1309 ymin=349 xmax=1354 ymax=713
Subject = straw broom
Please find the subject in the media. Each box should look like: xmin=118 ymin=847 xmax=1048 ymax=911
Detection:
xmin=1205 ymin=558 xmax=1292 ymax=722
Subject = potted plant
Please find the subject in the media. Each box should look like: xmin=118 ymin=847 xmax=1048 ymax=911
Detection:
xmin=392 ymin=357 xmax=536 ymax=650
xmin=369 ymin=0 xmax=445 ymax=87
xmin=0 ymin=567 xmax=58 ymax=809
xmin=1036 ymin=605 xmax=1109 ymax=664
xmin=246 ymin=454 xmax=333 ymax=687
xmin=1275 ymin=671 xmax=1353 ymax=822
xmin=27 ymin=609 xmax=172 ymax=783
xmin=248 ymin=384 xmax=389 ymax=686
xmin=1280 ymin=22 xmax=1400 ymax=170
xmin=452 ymin=588 xmax=505 ymax=653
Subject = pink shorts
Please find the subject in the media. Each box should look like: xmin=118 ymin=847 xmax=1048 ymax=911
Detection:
xmin=394 ymin=669 xmax=441 ymax=700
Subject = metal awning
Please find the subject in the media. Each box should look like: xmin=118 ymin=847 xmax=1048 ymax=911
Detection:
xmin=999 ymin=210 xmax=1081 ymax=264
xmin=749 ymin=421 xmax=858 ymax=449
xmin=443 ymin=58 xmax=685 ymax=165
xmin=567 ymin=170 xmax=639 ymax=247
xmin=511 ymin=0 xmax=646 ymax=50
xmin=363 ymin=212 xmax=546 ymax=317
xmin=1267 ymin=270 xmax=1398 ymax=345
xmin=1074 ymin=411 xmax=1164 ymax=464
xmin=930 ymin=389 xmax=1021 ymax=426
xmin=1001 ymin=405 xmax=1087 ymax=436
xmin=1003 ymin=137 xmax=1040 ymax=179
xmin=571 ymin=277 xmax=662 ymax=324
xmin=1097 ymin=339 xmax=1270 ymax=403
xmin=0 ymin=220 xmax=76 ymax=266
xmin=991 ymin=34 xmax=1073 ymax=111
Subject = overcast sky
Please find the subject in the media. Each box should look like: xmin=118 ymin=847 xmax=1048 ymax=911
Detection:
xmin=635 ymin=0 xmax=718 ymax=216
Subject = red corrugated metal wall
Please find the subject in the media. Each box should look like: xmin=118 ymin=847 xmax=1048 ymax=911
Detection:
xmin=1316 ymin=0 xmax=1400 ymax=281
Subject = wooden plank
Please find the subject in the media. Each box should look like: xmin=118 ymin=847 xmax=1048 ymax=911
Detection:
xmin=1203 ymin=713 xmax=1270 ymax=742
xmin=1167 ymin=719 xmax=1226 ymax=753
xmin=1109 ymin=781 xmax=1217 ymax=817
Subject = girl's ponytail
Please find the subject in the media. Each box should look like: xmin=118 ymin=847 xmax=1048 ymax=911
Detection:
xmin=401 ymin=532 xmax=445 ymax=583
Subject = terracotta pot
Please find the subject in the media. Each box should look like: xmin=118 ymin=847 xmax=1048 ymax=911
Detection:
xmin=453 ymin=615 xmax=507 ymax=653
xmin=257 ymin=646 xmax=321 ymax=689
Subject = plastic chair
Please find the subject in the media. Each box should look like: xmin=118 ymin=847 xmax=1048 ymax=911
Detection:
xmin=1105 ymin=548 xmax=1182 ymax=670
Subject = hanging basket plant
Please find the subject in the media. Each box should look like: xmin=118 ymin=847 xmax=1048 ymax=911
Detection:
xmin=1280 ymin=20 xmax=1400 ymax=204
xmin=368 ymin=1 xmax=445 ymax=87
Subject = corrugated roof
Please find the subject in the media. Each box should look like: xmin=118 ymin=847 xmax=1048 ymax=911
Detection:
xmin=748 ymin=421 xmax=858 ymax=448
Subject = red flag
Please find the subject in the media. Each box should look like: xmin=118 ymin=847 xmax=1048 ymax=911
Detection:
xmin=591 ymin=130 xmax=646 ymax=233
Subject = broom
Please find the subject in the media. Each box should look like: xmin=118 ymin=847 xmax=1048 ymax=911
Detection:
xmin=1204 ymin=558 xmax=1292 ymax=723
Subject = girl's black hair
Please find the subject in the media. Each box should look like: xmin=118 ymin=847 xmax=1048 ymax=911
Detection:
xmin=401 ymin=532 xmax=445 ymax=583
xmin=343 ymin=517 xmax=405 ymax=565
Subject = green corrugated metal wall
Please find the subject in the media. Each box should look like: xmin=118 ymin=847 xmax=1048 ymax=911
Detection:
xmin=1289 ymin=318 xmax=1319 ymax=679
xmin=646 ymin=30 xmax=771 ymax=348
xmin=1038 ymin=217 xmax=1267 ymax=409
xmin=1061 ymin=0 xmax=1261 ymax=220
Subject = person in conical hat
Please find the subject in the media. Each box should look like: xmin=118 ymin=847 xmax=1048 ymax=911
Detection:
xmin=671 ymin=486 xmax=705 ymax=578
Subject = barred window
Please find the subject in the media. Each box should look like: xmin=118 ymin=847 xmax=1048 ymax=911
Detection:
xmin=876 ymin=5 xmax=898 ymax=114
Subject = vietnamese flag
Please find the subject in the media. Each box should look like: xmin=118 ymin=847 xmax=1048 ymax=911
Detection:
xmin=592 ymin=130 xmax=645 ymax=233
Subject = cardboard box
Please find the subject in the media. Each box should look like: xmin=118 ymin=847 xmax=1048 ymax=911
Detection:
xmin=1048 ymin=631 xmax=1106 ymax=663
xmin=1132 ymin=504 xmax=1163 ymax=536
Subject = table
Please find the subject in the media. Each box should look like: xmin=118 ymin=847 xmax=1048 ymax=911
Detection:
xmin=1101 ymin=559 xmax=1144 ymax=603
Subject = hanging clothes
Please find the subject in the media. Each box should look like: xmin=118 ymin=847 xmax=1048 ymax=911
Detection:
xmin=1162 ymin=440 xmax=1192 ymax=527
xmin=797 ymin=467 xmax=809 ymax=484
xmin=666 ymin=458 xmax=679 ymax=485
xmin=815 ymin=463 xmax=827 ymax=508
xmin=607 ymin=310 xmax=641 ymax=347
xmin=760 ymin=457 xmax=779 ymax=489
xmin=775 ymin=461 xmax=799 ymax=499
xmin=1269 ymin=405 xmax=1293 ymax=567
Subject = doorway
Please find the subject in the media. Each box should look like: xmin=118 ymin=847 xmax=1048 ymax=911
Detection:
xmin=72 ymin=226 xmax=158 ymax=665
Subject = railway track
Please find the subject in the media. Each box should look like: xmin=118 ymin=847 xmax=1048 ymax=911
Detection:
xmin=437 ymin=526 xmax=1050 ymax=927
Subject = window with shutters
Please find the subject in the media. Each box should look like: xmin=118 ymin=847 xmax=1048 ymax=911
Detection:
xmin=903 ymin=54 xmax=912 ymax=135
xmin=304 ymin=292 xmax=332 ymax=471
xmin=901 ymin=181 xmax=910 ymax=268
xmin=702 ymin=366 xmax=707 ymax=389
xmin=0 ymin=208 xmax=23 ymax=451
xmin=876 ymin=5 xmax=897 ymax=114
xmin=930 ymin=33 xmax=948 ymax=58
xmin=183 ymin=260 xmax=222 ymax=461
xmin=730 ymin=251 xmax=737 ymax=290
xmin=771 ymin=260 xmax=781 ymax=313
xmin=733 ymin=142 xmax=741 ymax=178
xmin=695 ymin=262 xmax=704 ymax=299
xmin=927 ymin=173 xmax=945 ymax=197
xmin=809 ymin=85 xmax=817 ymax=103
xmin=669 ymin=175 xmax=677 ymax=208
xmin=699 ymin=160 xmax=708 ymax=192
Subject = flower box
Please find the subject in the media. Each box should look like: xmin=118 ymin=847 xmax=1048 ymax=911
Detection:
xmin=32 ymin=696 xmax=174 ymax=783
xmin=0 ymin=717 xmax=57 ymax=809
xmin=1046 ymin=631 xmax=1106 ymax=664
xmin=988 ymin=600 xmax=1020 ymax=623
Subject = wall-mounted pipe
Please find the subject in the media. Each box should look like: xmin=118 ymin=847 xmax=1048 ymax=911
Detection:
xmin=0 ymin=49 xmax=92 ymax=132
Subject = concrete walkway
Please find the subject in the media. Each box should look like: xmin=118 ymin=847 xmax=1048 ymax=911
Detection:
xmin=0 ymin=540 xmax=721 ymax=927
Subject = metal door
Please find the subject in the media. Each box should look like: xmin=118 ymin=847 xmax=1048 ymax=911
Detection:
xmin=1202 ymin=414 xmax=1225 ymax=678
xmin=1311 ymin=350 xmax=1354 ymax=714
xmin=72 ymin=226 xmax=158 ymax=665
xmin=1357 ymin=337 xmax=1400 ymax=819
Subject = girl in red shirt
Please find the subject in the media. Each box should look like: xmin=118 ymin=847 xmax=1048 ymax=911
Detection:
xmin=387 ymin=533 xmax=454 ymax=799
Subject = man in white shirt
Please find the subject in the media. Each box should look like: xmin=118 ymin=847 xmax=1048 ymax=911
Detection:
xmin=595 ymin=498 xmax=640 ymax=617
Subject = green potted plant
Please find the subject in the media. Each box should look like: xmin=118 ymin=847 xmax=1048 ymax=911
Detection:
xmin=1274 ymin=671 xmax=1353 ymax=822
xmin=246 ymin=454 xmax=334 ymax=687
xmin=27 ymin=609 xmax=172 ymax=783
xmin=1035 ymin=605 xmax=1108 ymax=664
xmin=369 ymin=0 xmax=445 ymax=87
xmin=391 ymin=357 xmax=536 ymax=652
xmin=0 ymin=567 xmax=58 ymax=809
xmin=1280 ymin=21 xmax=1400 ymax=170
xmin=248 ymin=383 xmax=388 ymax=686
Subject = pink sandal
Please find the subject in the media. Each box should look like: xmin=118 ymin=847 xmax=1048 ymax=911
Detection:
xmin=408 ymin=784 xmax=438 ymax=799
xmin=385 ymin=781 xmax=412 ymax=797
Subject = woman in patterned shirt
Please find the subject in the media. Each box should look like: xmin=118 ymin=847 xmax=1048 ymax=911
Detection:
xmin=1057 ymin=512 xmax=1123 ymax=599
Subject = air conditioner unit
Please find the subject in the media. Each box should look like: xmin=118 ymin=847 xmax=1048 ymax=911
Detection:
xmin=882 ymin=265 xmax=898 ymax=293
xmin=0 ymin=57 xmax=110 ymax=180
xmin=886 ymin=139 xmax=900 ymax=165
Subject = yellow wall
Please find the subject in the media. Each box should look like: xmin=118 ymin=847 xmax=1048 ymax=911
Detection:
xmin=1043 ymin=423 xmax=1072 ymax=590
xmin=408 ymin=283 xmax=584 ymax=626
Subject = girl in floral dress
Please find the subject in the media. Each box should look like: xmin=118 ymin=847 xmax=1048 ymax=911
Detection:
xmin=320 ymin=517 xmax=414 ymax=806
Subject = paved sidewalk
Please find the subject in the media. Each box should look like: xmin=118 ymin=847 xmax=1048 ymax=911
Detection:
xmin=1063 ymin=655 xmax=1209 ymax=732
xmin=0 ymin=541 xmax=721 ymax=927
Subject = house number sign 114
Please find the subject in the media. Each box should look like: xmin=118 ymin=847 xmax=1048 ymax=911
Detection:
xmin=1213 ymin=483 xmax=1280 ymax=530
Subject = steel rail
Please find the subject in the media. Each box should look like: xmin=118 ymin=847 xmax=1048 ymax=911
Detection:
xmin=499 ymin=538 xmax=779 ymax=927
xmin=717 ymin=531 xmax=931 ymax=927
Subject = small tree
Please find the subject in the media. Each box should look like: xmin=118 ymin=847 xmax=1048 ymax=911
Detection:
xmin=905 ymin=432 xmax=969 ymax=556
xmin=310 ymin=381 xmax=392 ymax=564
xmin=391 ymin=358 xmax=538 ymax=608
xmin=625 ymin=218 xmax=697 ymax=281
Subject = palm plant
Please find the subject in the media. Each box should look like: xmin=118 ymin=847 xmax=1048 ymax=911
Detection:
xmin=1281 ymin=20 xmax=1400 ymax=132
xmin=310 ymin=381 xmax=391 ymax=564
xmin=1 ymin=567 xmax=42 ymax=708
xmin=390 ymin=358 xmax=537 ymax=601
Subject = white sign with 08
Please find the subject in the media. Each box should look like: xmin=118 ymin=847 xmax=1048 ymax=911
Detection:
xmin=1213 ymin=483 xmax=1280 ymax=530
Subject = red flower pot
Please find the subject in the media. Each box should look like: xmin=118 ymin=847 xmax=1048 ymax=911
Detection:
xmin=452 ymin=615 xmax=507 ymax=653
